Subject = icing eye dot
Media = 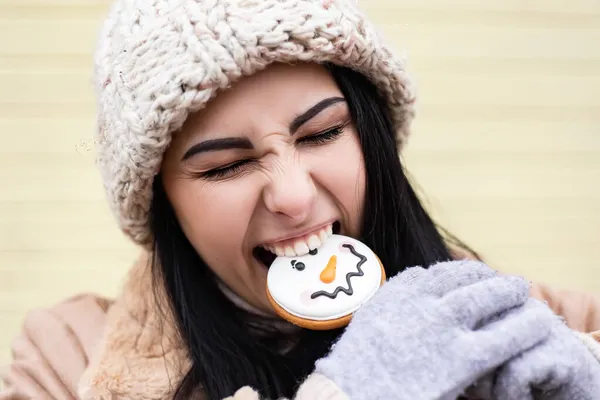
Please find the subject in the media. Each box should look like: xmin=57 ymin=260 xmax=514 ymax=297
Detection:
xmin=291 ymin=260 xmax=297 ymax=266
xmin=309 ymin=249 xmax=318 ymax=255
xmin=295 ymin=262 xmax=305 ymax=271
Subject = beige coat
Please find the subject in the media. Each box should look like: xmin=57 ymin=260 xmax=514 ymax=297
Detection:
xmin=2 ymin=252 xmax=600 ymax=400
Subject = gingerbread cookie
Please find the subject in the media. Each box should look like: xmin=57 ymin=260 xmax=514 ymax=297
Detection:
xmin=266 ymin=234 xmax=386 ymax=330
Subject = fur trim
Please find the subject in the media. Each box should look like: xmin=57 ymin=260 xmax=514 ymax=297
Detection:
xmin=78 ymin=253 xmax=189 ymax=399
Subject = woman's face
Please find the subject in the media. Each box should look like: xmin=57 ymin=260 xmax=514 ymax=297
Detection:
xmin=161 ymin=63 xmax=366 ymax=313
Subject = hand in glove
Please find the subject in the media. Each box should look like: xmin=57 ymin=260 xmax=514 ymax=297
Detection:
xmin=314 ymin=260 xmax=559 ymax=400
xmin=467 ymin=297 xmax=600 ymax=400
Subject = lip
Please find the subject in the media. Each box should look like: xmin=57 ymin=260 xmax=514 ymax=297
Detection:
xmin=258 ymin=219 xmax=337 ymax=247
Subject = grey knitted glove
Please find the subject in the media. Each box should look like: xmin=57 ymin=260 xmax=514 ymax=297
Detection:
xmin=466 ymin=298 xmax=600 ymax=400
xmin=314 ymin=260 xmax=558 ymax=400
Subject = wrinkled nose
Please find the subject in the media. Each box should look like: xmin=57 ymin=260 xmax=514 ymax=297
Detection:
xmin=320 ymin=255 xmax=337 ymax=283
xmin=263 ymin=164 xmax=316 ymax=222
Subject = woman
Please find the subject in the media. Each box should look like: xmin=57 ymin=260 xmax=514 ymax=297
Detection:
xmin=3 ymin=0 xmax=600 ymax=399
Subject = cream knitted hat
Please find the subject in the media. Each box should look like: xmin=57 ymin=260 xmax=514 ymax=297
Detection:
xmin=93 ymin=0 xmax=416 ymax=247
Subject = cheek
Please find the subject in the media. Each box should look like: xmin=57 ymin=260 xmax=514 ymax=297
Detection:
xmin=164 ymin=177 xmax=260 ymax=265
xmin=310 ymin=134 xmax=365 ymax=230
xmin=299 ymin=289 xmax=315 ymax=306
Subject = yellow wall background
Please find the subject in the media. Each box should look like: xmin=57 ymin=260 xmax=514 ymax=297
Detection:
xmin=1 ymin=0 xmax=599 ymax=368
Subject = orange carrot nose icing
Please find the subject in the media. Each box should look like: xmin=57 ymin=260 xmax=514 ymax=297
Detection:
xmin=320 ymin=255 xmax=337 ymax=283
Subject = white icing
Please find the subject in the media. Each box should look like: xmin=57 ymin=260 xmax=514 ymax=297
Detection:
xmin=267 ymin=234 xmax=383 ymax=321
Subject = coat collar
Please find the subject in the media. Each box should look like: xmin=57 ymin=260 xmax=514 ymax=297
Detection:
xmin=77 ymin=252 xmax=298 ymax=399
xmin=78 ymin=253 xmax=190 ymax=399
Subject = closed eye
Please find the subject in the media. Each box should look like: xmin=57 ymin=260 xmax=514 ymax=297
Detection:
xmin=197 ymin=159 xmax=255 ymax=180
xmin=195 ymin=124 xmax=345 ymax=180
xmin=297 ymin=124 xmax=345 ymax=146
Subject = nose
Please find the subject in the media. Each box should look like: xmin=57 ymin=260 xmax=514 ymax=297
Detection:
xmin=263 ymin=164 xmax=317 ymax=222
xmin=320 ymin=255 xmax=337 ymax=283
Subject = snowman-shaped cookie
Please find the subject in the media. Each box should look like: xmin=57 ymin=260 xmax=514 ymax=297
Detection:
xmin=266 ymin=234 xmax=386 ymax=330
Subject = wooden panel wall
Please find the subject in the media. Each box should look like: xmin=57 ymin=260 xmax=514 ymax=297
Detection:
xmin=1 ymin=0 xmax=599 ymax=368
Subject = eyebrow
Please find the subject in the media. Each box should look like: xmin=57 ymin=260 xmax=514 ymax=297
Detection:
xmin=181 ymin=96 xmax=346 ymax=161
xmin=289 ymin=96 xmax=345 ymax=134
xmin=182 ymin=137 xmax=253 ymax=161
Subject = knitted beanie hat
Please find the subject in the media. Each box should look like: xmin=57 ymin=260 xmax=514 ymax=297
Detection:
xmin=93 ymin=0 xmax=416 ymax=247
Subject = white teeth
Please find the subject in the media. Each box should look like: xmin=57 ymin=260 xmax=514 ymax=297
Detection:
xmin=318 ymin=230 xmax=328 ymax=243
xmin=264 ymin=223 xmax=335 ymax=258
xmin=307 ymin=234 xmax=321 ymax=250
xmin=294 ymin=241 xmax=309 ymax=255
